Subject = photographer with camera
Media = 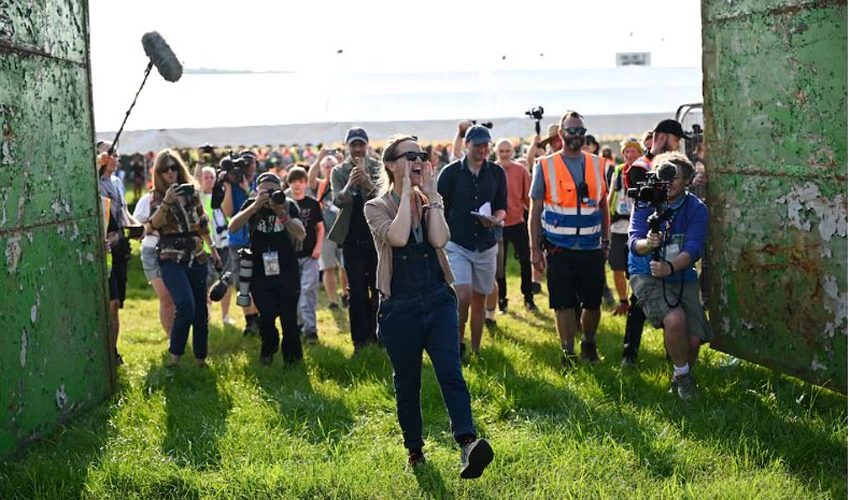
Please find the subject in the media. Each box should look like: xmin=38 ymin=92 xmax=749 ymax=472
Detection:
xmin=529 ymin=110 xmax=609 ymax=368
xmin=149 ymin=149 xmax=221 ymax=367
xmin=220 ymin=151 xmax=261 ymax=336
xmin=199 ymin=166 xmax=235 ymax=325
xmin=228 ymin=172 xmax=306 ymax=366
xmin=628 ymin=152 xmax=711 ymax=401
xmin=620 ymin=119 xmax=689 ymax=366
xmin=328 ymin=127 xmax=384 ymax=351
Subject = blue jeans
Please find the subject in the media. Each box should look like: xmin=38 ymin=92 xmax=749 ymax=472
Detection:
xmin=378 ymin=285 xmax=476 ymax=450
xmin=297 ymin=257 xmax=320 ymax=334
xmin=160 ymin=260 xmax=209 ymax=359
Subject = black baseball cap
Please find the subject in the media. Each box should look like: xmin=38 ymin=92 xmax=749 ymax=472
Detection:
xmin=654 ymin=119 xmax=690 ymax=139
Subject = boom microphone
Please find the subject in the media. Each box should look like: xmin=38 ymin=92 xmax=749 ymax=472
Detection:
xmin=141 ymin=31 xmax=183 ymax=82
xmin=107 ymin=31 xmax=183 ymax=154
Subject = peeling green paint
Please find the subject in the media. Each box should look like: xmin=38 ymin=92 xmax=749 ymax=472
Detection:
xmin=0 ymin=0 xmax=113 ymax=457
xmin=703 ymin=0 xmax=847 ymax=391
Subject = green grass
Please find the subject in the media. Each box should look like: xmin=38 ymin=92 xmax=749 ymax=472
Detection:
xmin=0 ymin=247 xmax=846 ymax=499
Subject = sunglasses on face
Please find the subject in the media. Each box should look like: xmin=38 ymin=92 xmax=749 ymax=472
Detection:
xmin=563 ymin=127 xmax=587 ymax=136
xmin=159 ymin=163 xmax=179 ymax=173
xmin=391 ymin=151 xmax=428 ymax=162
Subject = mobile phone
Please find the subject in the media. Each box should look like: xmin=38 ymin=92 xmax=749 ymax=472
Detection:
xmin=176 ymin=183 xmax=195 ymax=196
xmin=126 ymin=225 xmax=144 ymax=239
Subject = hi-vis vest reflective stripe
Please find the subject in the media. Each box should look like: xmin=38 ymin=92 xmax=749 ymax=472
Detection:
xmin=541 ymin=153 xmax=606 ymax=248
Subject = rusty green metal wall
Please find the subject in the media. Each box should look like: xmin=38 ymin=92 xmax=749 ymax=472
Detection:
xmin=0 ymin=0 xmax=113 ymax=456
xmin=703 ymin=0 xmax=847 ymax=391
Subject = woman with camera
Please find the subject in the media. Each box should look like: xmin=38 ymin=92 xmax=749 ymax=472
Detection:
xmin=149 ymin=149 xmax=221 ymax=367
xmin=228 ymin=172 xmax=306 ymax=366
xmin=363 ymin=134 xmax=492 ymax=478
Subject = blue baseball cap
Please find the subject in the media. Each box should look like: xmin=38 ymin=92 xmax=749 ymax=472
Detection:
xmin=345 ymin=127 xmax=369 ymax=145
xmin=464 ymin=125 xmax=492 ymax=145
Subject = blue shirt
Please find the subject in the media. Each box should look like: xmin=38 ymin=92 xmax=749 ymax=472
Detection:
xmin=628 ymin=193 xmax=708 ymax=282
xmin=437 ymin=158 xmax=508 ymax=252
xmin=228 ymin=183 xmax=254 ymax=247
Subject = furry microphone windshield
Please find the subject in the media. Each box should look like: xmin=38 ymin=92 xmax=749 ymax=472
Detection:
xmin=141 ymin=31 xmax=183 ymax=82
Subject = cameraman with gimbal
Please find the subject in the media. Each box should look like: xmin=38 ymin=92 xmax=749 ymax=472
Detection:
xmin=628 ymin=151 xmax=711 ymax=401
xmin=220 ymin=151 xmax=261 ymax=336
xmin=228 ymin=172 xmax=306 ymax=366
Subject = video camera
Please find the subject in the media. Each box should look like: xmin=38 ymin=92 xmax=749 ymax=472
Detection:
xmin=210 ymin=151 xmax=253 ymax=210
xmin=626 ymin=162 xmax=678 ymax=261
xmin=525 ymin=106 xmax=544 ymax=134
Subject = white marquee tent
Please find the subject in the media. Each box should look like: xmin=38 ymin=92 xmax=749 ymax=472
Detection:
xmin=94 ymin=66 xmax=701 ymax=153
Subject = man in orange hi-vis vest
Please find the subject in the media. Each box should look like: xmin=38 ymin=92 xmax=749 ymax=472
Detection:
xmin=529 ymin=110 xmax=610 ymax=369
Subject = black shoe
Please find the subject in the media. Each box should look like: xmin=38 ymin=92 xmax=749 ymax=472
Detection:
xmin=408 ymin=449 xmax=427 ymax=469
xmin=328 ymin=302 xmax=339 ymax=311
xmin=560 ymin=349 xmax=578 ymax=370
xmin=498 ymin=298 xmax=508 ymax=313
xmin=460 ymin=438 xmax=493 ymax=479
xmin=304 ymin=330 xmax=319 ymax=345
xmin=484 ymin=317 xmax=497 ymax=330
xmin=671 ymin=372 xmax=698 ymax=401
xmin=531 ymin=282 xmax=542 ymax=295
xmin=580 ymin=340 xmax=601 ymax=365
xmin=524 ymin=299 xmax=538 ymax=312
xmin=243 ymin=322 xmax=259 ymax=337
xmin=341 ymin=294 xmax=350 ymax=309
xmin=115 ymin=350 xmax=124 ymax=366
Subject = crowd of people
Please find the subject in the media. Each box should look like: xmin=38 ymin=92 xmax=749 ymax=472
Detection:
xmin=96 ymin=111 xmax=709 ymax=479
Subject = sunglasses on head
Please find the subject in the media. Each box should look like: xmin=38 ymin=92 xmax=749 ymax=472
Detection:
xmin=390 ymin=151 xmax=428 ymax=162
xmin=563 ymin=127 xmax=587 ymax=136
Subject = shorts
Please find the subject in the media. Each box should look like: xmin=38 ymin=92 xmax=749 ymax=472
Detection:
xmin=445 ymin=241 xmax=498 ymax=295
xmin=108 ymin=256 xmax=129 ymax=308
xmin=630 ymin=275 xmax=713 ymax=341
xmin=227 ymin=246 xmax=246 ymax=289
xmin=609 ymin=233 xmax=628 ymax=271
xmin=319 ymin=236 xmax=344 ymax=271
xmin=140 ymin=245 xmax=161 ymax=281
xmin=545 ymin=248 xmax=604 ymax=310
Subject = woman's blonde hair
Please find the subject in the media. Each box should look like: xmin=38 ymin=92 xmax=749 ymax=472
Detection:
xmin=152 ymin=149 xmax=196 ymax=194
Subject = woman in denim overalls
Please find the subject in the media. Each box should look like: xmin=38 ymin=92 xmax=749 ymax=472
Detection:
xmin=364 ymin=134 xmax=493 ymax=479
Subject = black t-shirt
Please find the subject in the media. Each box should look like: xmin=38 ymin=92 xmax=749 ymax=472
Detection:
xmin=239 ymin=198 xmax=301 ymax=285
xmin=292 ymin=195 xmax=322 ymax=259
xmin=345 ymin=193 xmax=374 ymax=246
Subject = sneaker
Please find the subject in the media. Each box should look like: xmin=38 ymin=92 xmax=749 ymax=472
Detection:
xmin=498 ymin=298 xmax=508 ymax=313
xmin=408 ymin=449 xmax=427 ymax=468
xmin=612 ymin=300 xmax=629 ymax=316
xmin=524 ymin=299 xmax=538 ymax=312
xmin=243 ymin=322 xmax=259 ymax=337
xmin=341 ymin=294 xmax=350 ymax=309
xmin=484 ymin=317 xmax=497 ymax=330
xmin=580 ymin=340 xmax=601 ymax=365
xmin=460 ymin=438 xmax=493 ymax=479
xmin=671 ymin=372 xmax=698 ymax=401
xmin=620 ymin=352 xmax=637 ymax=367
xmin=560 ymin=349 xmax=578 ymax=370
xmin=304 ymin=330 xmax=319 ymax=345
xmin=328 ymin=302 xmax=340 ymax=311
xmin=531 ymin=282 xmax=542 ymax=295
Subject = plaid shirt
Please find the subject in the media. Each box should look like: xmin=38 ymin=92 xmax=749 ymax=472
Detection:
xmin=150 ymin=191 xmax=211 ymax=265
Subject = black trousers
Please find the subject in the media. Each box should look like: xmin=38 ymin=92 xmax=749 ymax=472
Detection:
xmin=621 ymin=244 xmax=647 ymax=357
xmin=497 ymin=222 xmax=533 ymax=303
xmin=252 ymin=278 xmax=302 ymax=363
xmin=343 ymin=241 xmax=379 ymax=347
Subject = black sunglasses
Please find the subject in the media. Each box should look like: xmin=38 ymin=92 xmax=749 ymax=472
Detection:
xmin=563 ymin=127 xmax=587 ymax=136
xmin=159 ymin=162 xmax=179 ymax=173
xmin=390 ymin=151 xmax=428 ymax=162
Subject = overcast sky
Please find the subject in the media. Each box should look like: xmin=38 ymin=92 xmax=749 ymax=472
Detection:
xmin=88 ymin=1 xmax=703 ymax=131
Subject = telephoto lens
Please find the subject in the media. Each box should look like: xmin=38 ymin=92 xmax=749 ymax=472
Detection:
xmin=269 ymin=190 xmax=287 ymax=205
xmin=236 ymin=249 xmax=253 ymax=307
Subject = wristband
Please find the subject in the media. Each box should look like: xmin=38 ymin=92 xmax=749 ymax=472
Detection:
xmin=666 ymin=260 xmax=675 ymax=275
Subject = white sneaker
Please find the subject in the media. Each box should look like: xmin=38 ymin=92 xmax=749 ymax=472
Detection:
xmin=222 ymin=315 xmax=237 ymax=326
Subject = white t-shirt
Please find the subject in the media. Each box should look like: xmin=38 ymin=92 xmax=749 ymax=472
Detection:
xmin=132 ymin=193 xmax=159 ymax=249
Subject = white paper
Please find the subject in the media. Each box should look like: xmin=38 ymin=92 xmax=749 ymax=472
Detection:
xmin=477 ymin=202 xmax=492 ymax=217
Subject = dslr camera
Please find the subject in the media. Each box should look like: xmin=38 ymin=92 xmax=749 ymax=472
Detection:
xmin=265 ymin=188 xmax=287 ymax=205
xmin=217 ymin=153 xmax=250 ymax=185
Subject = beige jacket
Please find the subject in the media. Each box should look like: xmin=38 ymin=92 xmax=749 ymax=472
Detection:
xmin=364 ymin=191 xmax=454 ymax=298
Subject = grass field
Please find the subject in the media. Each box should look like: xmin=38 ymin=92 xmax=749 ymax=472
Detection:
xmin=0 ymin=246 xmax=846 ymax=499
